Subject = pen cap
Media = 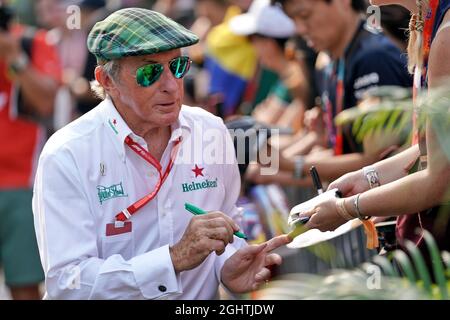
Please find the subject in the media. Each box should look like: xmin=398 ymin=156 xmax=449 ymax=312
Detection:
xmin=288 ymin=188 xmax=341 ymax=226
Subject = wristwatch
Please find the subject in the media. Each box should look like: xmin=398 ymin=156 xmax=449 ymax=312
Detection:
xmin=293 ymin=156 xmax=305 ymax=179
xmin=363 ymin=166 xmax=380 ymax=189
xmin=9 ymin=52 xmax=30 ymax=76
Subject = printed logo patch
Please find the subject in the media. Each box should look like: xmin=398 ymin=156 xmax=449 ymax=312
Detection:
xmin=182 ymin=178 xmax=218 ymax=193
xmin=97 ymin=182 xmax=128 ymax=204
xmin=108 ymin=118 xmax=118 ymax=134
xmin=192 ymin=164 xmax=204 ymax=177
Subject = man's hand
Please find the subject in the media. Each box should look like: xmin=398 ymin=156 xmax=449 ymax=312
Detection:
xmin=169 ymin=212 xmax=240 ymax=273
xmin=221 ymin=235 xmax=291 ymax=293
xmin=327 ymin=170 xmax=369 ymax=197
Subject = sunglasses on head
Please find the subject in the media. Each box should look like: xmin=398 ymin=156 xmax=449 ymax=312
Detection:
xmin=135 ymin=56 xmax=191 ymax=87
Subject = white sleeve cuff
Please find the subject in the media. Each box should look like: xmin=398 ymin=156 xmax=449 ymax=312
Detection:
xmin=130 ymin=244 xmax=182 ymax=299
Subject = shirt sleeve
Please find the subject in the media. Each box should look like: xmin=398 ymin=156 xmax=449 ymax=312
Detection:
xmin=32 ymin=150 xmax=182 ymax=300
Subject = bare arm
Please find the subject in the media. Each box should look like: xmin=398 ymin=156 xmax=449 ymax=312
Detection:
xmin=0 ymin=31 xmax=58 ymax=117
xmin=13 ymin=65 xmax=58 ymax=117
xmin=275 ymin=99 xmax=304 ymax=129
xmin=365 ymin=144 xmax=420 ymax=185
xmin=252 ymin=96 xmax=287 ymax=125
xmin=251 ymin=141 xmax=406 ymax=187
xmin=346 ymin=13 xmax=450 ymax=217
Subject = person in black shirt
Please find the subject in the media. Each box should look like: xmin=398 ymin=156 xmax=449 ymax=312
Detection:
xmin=246 ymin=0 xmax=412 ymax=186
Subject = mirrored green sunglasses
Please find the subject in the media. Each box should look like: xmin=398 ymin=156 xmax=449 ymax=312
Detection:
xmin=135 ymin=56 xmax=191 ymax=87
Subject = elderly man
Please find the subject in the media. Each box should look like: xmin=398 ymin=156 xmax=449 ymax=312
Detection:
xmin=32 ymin=8 xmax=290 ymax=300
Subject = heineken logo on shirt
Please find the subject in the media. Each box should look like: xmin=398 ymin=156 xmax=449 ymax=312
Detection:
xmin=97 ymin=182 xmax=128 ymax=204
xmin=192 ymin=164 xmax=204 ymax=177
xmin=182 ymin=178 xmax=218 ymax=193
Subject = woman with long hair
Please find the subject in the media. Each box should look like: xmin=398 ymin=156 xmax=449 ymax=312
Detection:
xmin=298 ymin=0 xmax=450 ymax=257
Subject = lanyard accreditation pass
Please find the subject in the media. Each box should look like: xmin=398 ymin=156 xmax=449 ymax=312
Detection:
xmin=323 ymin=58 xmax=345 ymax=155
xmin=114 ymin=135 xmax=182 ymax=222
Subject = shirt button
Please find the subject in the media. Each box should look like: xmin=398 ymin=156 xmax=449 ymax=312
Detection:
xmin=158 ymin=285 xmax=167 ymax=292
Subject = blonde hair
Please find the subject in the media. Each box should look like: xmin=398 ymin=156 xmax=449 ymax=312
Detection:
xmin=406 ymin=0 xmax=428 ymax=74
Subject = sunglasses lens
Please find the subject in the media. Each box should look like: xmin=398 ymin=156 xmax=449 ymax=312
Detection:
xmin=169 ymin=56 xmax=191 ymax=79
xmin=136 ymin=63 xmax=164 ymax=87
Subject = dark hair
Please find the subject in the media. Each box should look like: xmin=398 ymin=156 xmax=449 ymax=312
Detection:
xmin=379 ymin=5 xmax=410 ymax=44
xmin=272 ymin=0 xmax=368 ymax=13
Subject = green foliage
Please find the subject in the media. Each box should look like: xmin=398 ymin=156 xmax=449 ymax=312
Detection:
xmin=256 ymin=231 xmax=450 ymax=300
xmin=255 ymin=85 xmax=450 ymax=300
xmin=335 ymin=85 xmax=450 ymax=160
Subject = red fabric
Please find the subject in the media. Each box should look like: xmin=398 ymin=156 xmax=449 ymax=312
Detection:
xmin=0 ymin=24 xmax=61 ymax=189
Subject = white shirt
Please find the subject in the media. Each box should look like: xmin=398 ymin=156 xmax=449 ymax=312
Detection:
xmin=32 ymin=99 xmax=246 ymax=300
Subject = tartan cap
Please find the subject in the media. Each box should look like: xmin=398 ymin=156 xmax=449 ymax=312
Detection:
xmin=87 ymin=7 xmax=199 ymax=62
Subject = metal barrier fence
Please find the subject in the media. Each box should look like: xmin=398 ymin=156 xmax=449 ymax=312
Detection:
xmin=274 ymin=223 xmax=378 ymax=276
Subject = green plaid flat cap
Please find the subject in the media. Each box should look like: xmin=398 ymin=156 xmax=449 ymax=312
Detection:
xmin=87 ymin=7 xmax=199 ymax=62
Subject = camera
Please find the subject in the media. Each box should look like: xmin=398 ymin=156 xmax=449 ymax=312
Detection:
xmin=0 ymin=5 xmax=13 ymax=31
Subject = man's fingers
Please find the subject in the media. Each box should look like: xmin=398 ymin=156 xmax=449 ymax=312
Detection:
xmin=254 ymin=267 xmax=271 ymax=283
xmin=241 ymin=243 xmax=268 ymax=260
xmin=264 ymin=253 xmax=282 ymax=267
xmin=264 ymin=234 xmax=291 ymax=252
xmin=203 ymin=212 xmax=240 ymax=232
xmin=209 ymin=239 xmax=226 ymax=254
xmin=206 ymin=226 xmax=234 ymax=245
xmin=196 ymin=217 xmax=235 ymax=244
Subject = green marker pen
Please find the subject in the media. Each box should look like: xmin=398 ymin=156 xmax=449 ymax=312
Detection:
xmin=184 ymin=202 xmax=248 ymax=240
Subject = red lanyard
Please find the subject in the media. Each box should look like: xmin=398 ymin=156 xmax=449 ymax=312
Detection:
xmin=324 ymin=58 xmax=345 ymax=155
xmin=115 ymin=135 xmax=182 ymax=222
xmin=334 ymin=59 xmax=345 ymax=155
xmin=412 ymin=0 xmax=439 ymax=145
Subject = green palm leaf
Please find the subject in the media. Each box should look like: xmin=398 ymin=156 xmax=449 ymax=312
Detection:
xmin=335 ymin=85 xmax=450 ymax=160
xmin=423 ymin=230 xmax=449 ymax=299
xmin=404 ymin=240 xmax=433 ymax=295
